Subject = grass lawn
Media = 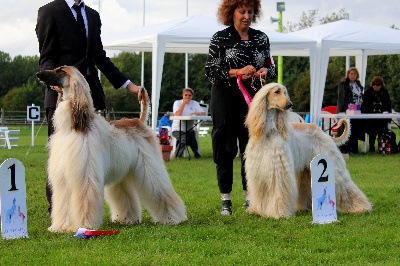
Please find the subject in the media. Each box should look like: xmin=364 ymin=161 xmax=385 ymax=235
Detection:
xmin=0 ymin=125 xmax=399 ymax=265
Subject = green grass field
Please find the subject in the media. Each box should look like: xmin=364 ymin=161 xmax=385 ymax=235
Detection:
xmin=0 ymin=125 xmax=399 ymax=265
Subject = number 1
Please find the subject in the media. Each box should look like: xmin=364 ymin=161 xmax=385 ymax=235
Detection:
xmin=8 ymin=164 xmax=18 ymax=191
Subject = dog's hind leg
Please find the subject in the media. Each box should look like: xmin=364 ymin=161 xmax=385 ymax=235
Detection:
xmin=131 ymin=141 xmax=187 ymax=225
xmin=105 ymin=176 xmax=142 ymax=224
xmin=330 ymin=150 xmax=372 ymax=213
xmin=335 ymin=168 xmax=372 ymax=213
xmin=296 ymin=168 xmax=312 ymax=211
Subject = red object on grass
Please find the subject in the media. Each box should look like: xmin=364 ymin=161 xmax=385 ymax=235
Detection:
xmin=83 ymin=230 xmax=120 ymax=237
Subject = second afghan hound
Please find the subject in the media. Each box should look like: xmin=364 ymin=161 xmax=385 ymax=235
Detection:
xmin=244 ymin=83 xmax=372 ymax=219
xmin=37 ymin=66 xmax=187 ymax=232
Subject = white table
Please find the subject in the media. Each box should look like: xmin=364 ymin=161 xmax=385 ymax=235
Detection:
xmin=169 ymin=116 xmax=212 ymax=159
xmin=319 ymin=113 xmax=400 ymax=120
xmin=319 ymin=113 xmax=400 ymax=153
xmin=169 ymin=115 xmax=212 ymax=122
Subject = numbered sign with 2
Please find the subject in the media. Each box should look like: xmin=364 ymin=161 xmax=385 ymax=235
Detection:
xmin=0 ymin=158 xmax=28 ymax=239
xmin=310 ymin=154 xmax=338 ymax=224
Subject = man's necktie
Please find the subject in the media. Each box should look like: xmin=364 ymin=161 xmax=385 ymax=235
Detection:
xmin=72 ymin=4 xmax=86 ymax=39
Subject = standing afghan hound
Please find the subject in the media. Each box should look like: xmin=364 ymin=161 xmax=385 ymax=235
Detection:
xmin=37 ymin=66 xmax=187 ymax=232
xmin=244 ymin=83 xmax=372 ymax=219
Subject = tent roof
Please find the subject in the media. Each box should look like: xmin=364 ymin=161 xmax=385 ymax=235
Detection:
xmin=104 ymin=15 xmax=316 ymax=55
xmin=290 ymin=19 xmax=400 ymax=56
xmin=289 ymin=19 xmax=400 ymax=124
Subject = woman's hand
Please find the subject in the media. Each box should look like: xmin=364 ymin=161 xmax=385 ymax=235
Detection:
xmin=239 ymin=65 xmax=256 ymax=80
xmin=254 ymin=68 xmax=267 ymax=82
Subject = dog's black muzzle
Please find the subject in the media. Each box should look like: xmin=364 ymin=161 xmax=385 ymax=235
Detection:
xmin=36 ymin=69 xmax=66 ymax=88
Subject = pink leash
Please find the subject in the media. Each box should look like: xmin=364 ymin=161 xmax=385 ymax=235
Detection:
xmin=237 ymin=75 xmax=252 ymax=108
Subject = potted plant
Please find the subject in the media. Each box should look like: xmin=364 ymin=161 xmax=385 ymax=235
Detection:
xmin=158 ymin=128 xmax=173 ymax=162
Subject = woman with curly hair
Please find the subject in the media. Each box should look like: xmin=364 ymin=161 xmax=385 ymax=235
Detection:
xmin=205 ymin=0 xmax=276 ymax=216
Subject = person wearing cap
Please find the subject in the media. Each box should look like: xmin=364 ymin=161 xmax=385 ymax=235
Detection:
xmin=172 ymin=88 xmax=206 ymax=158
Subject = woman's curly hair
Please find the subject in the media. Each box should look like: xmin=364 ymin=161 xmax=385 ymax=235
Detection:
xmin=217 ymin=0 xmax=262 ymax=26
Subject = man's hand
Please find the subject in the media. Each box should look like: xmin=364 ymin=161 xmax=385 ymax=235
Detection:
xmin=127 ymin=82 xmax=149 ymax=101
xmin=182 ymin=99 xmax=191 ymax=105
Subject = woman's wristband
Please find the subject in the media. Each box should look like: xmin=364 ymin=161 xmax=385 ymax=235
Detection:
xmin=235 ymin=69 xmax=238 ymax=77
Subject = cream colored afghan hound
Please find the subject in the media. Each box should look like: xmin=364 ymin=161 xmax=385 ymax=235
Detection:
xmin=244 ymin=83 xmax=372 ymax=219
xmin=36 ymin=66 xmax=187 ymax=232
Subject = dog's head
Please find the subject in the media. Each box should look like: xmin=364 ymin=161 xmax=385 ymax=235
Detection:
xmin=246 ymin=83 xmax=293 ymax=140
xmin=262 ymin=83 xmax=293 ymax=111
xmin=37 ymin=66 xmax=94 ymax=133
xmin=37 ymin=66 xmax=72 ymax=88
xmin=36 ymin=66 xmax=91 ymax=99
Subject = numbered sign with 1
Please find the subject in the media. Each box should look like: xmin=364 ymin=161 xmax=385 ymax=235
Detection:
xmin=0 ymin=158 xmax=28 ymax=239
xmin=310 ymin=154 xmax=338 ymax=224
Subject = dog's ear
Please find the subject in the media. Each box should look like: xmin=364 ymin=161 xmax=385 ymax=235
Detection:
xmin=276 ymin=112 xmax=288 ymax=141
xmin=245 ymin=88 xmax=268 ymax=140
xmin=68 ymin=72 xmax=93 ymax=133
xmin=56 ymin=92 xmax=63 ymax=106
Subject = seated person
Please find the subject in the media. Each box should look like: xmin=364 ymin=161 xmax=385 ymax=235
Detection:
xmin=158 ymin=112 xmax=172 ymax=136
xmin=172 ymin=88 xmax=206 ymax=158
xmin=361 ymin=76 xmax=392 ymax=152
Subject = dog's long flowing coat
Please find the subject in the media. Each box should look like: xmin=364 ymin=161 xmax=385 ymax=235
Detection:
xmin=244 ymin=83 xmax=372 ymax=219
xmin=37 ymin=66 xmax=187 ymax=232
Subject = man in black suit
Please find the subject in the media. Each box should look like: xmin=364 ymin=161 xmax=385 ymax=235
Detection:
xmin=36 ymin=0 xmax=142 ymax=212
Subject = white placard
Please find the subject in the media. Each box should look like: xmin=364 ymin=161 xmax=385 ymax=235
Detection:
xmin=27 ymin=105 xmax=40 ymax=122
xmin=0 ymin=158 xmax=28 ymax=239
xmin=311 ymin=154 xmax=338 ymax=224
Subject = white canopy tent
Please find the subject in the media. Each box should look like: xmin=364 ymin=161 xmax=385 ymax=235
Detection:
xmin=290 ymin=20 xmax=400 ymax=123
xmin=104 ymin=15 xmax=316 ymax=130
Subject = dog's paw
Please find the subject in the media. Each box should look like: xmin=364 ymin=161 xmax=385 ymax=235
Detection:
xmin=48 ymin=226 xmax=64 ymax=233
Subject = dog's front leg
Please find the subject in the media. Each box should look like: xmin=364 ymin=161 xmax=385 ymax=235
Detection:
xmin=246 ymin=141 xmax=298 ymax=219
xmin=67 ymin=172 xmax=105 ymax=231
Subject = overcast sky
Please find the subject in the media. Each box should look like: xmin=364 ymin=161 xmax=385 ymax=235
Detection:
xmin=1 ymin=0 xmax=399 ymax=58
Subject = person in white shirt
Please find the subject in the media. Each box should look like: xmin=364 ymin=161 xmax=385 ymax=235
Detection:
xmin=172 ymin=88 xmax=206 ymax=158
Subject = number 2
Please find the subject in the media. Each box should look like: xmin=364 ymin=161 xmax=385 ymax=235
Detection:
xmin=317 ymin=159 xmax=329 ymax=182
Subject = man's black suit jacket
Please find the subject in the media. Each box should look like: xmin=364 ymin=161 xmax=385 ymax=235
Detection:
xmin=36 ymin=0 xmax=128 ymax=110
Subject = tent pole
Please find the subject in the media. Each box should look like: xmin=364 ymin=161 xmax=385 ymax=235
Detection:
xmin=141 ymin=0 xmax=145 ymax=87
xmin=185 ymin=53 xmax=189 ymax=88
xmin=185 ymin=0 xmax=189 ymax=88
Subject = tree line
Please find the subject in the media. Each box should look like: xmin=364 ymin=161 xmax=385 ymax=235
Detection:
xmin=1 ymin=9 xmax=399 ymax=114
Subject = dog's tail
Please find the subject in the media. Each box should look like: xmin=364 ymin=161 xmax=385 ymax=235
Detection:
xmin=138 ymin=87 xmax=149 ymax=123
xmin=331 ymin=118 xmax=350 ymax=146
